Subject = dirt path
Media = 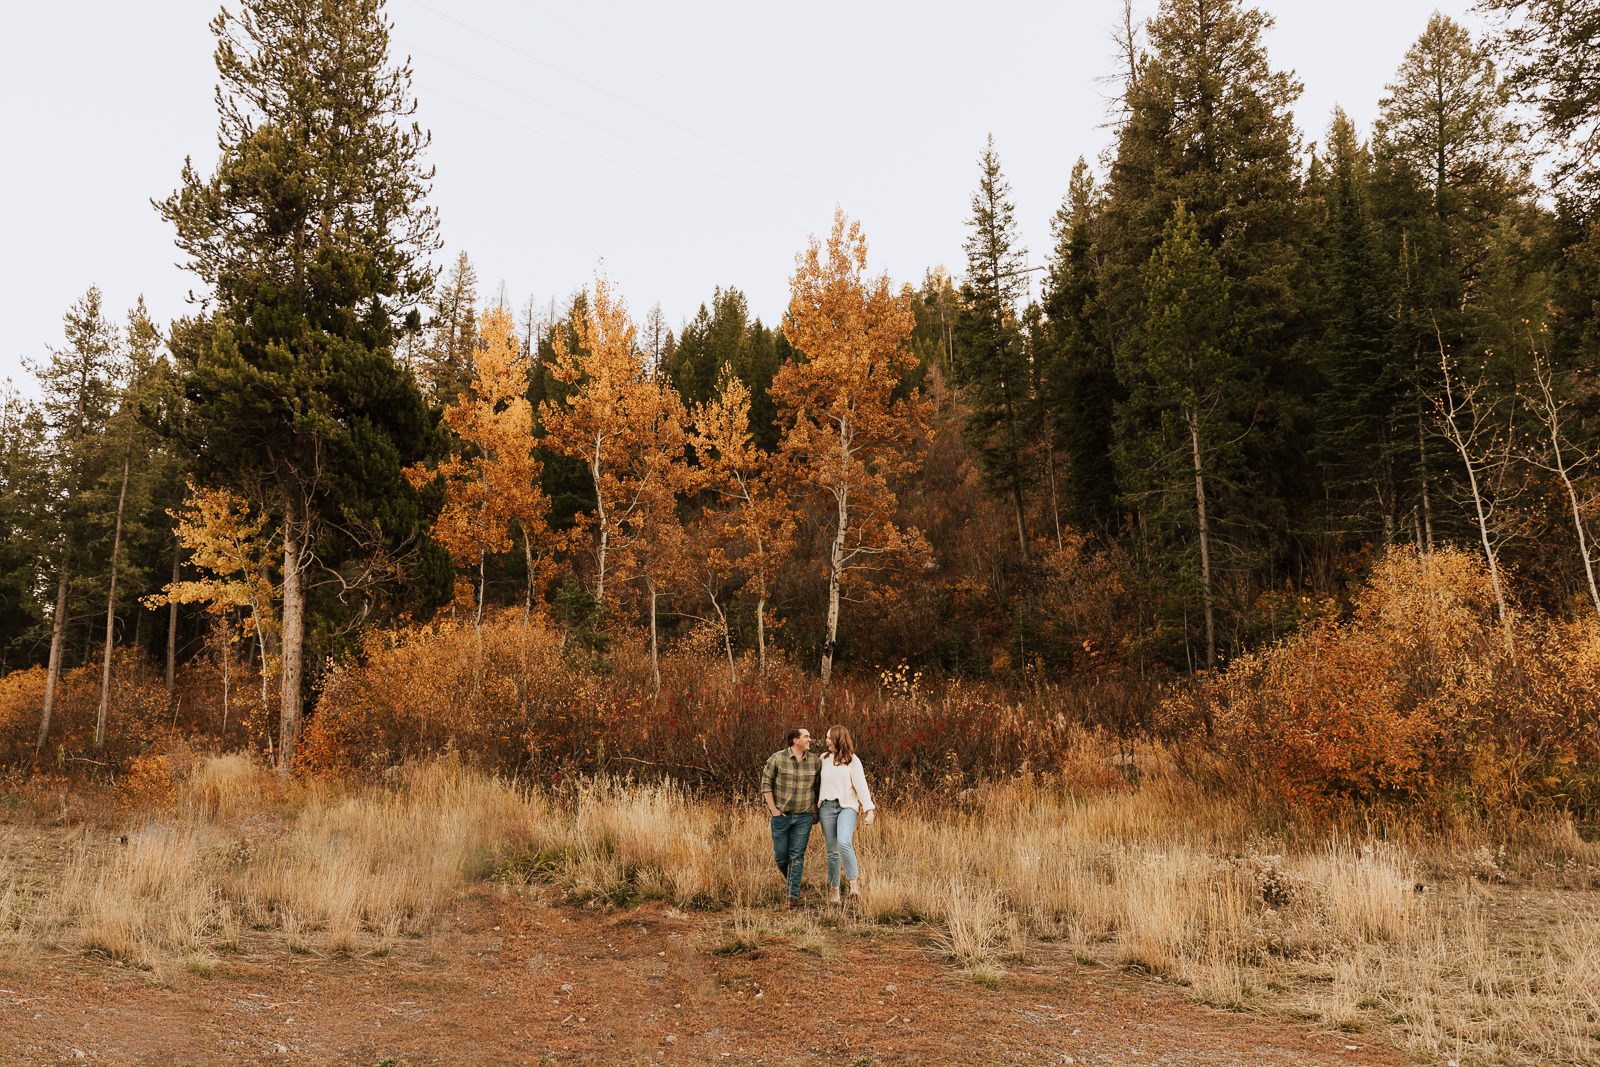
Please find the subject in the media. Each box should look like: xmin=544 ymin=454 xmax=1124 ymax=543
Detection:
xmin=0 ymin=890 xmax=1416 ymax=1067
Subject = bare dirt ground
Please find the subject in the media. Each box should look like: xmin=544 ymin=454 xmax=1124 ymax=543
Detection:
xmin=0 ymin=881 xmax=1422 ymax=1067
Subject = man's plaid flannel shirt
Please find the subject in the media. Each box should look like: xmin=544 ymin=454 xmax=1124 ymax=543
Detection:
xmin=760 ymin=748 xmax=822 ymax=814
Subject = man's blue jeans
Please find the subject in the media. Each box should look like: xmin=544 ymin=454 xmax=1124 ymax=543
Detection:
xmin=770 ymin=812 xmax=813 ymax=900
xmin=819 ymin=800 xmax=859 ymax=885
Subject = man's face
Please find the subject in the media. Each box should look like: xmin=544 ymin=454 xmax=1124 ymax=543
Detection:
xmin=794 ymin=730 xmax=811 ymax=753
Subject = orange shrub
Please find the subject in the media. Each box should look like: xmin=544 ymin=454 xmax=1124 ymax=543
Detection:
xmin=1178 ymin=546 xmax=1600 ymax=813
xmin=0 ymin=653 xmax=181 ymax=771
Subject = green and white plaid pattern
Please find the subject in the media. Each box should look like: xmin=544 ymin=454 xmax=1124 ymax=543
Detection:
xmin=760 ymin=749 xmax=822 ymax=814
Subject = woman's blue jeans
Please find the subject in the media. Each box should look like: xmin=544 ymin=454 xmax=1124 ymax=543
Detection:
xmin=819 ymin=800 xmax=859 ymax=885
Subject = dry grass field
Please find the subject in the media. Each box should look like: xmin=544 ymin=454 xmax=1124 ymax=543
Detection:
xmin=1 ymin=753 xmax=1597 ymax=1064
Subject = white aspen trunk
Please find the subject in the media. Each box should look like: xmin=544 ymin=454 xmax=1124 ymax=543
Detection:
xmin=756 ymin=593 xmax=767 ymax=673
xmin=1437 ymin=359 xmax=1515 ymax=655
xmin=166 ymin=548 xmax=179 ymax=699
xmin=1415 ymin=340 xmax=1434 ymax=552
xmin=38 ymin=566 xmax=71 ymax=757
xmin=1533 ymin=361 xmax=1600 ymax=618
xmin=1419 ymin=417 xmax=1435 ymax=552
xmin=590 ymin=432 xmax=609 ymax=605
xmin=522 ymin=530 xmax=535 ymax=631
xmin=1011 ymin=488 xmax=1031 ymax=567
xmin=1558 ymin=462 xmax=1600 ymax=618
xmin=1190 ymin=414 xmax=1216 ymax=673
xmin=1459 ymin=448 xmax=1515 ymax=655
xmin=821 ymin=482 xmax=848 ymax=688
xmin=250 ymin=591 xmax=270 ymax=740
xmin=94 ymin=458 xmax=131 ymax=748
xmin=647 ymin=575 xmax=660 ymax=696
xmin=709 ymin=586 xmax=737 ymax=684
xmin=1046 ymin=446 xmax=1063 ymax=551
xmin=92 ymin=460 xmax=128 ymax=751
xmin=219 ymin=616 xmax=232 ymax=737
xmin=520 ymin=530 xmax=533 ymax=715
xmin=277 ymin=496 xmax=306 ymax=777
xmin=473 ymin=550 xmax=486 ymax=687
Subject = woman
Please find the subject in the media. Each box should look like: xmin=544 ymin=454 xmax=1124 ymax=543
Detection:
xmin=819 ymin=724 xmax=876 ymax=903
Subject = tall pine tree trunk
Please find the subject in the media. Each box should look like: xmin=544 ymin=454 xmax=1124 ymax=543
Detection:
xmin=38 ymin=563 xmax=72 ymax=757
xmin=1189 ymin=414 xmax=1216 ymax=673
xmin=277 ymin=493 xmax=306 ymax=777
xmin=95 ymin=458 xmax=130 ymax=748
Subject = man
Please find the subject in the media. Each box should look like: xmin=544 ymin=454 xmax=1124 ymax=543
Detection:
xmin=760 ymin=727 xmax=822 ymax=908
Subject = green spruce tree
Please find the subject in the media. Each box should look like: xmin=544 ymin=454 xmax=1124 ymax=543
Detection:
xmin=30 ymin=288 xmax=123 ymax=755
xmin=1042 ymin=159 xmax=1120 ymax=537
xmin=1119 ymin=204 xmax=1251 ymax=672
xmin=954 ymin=135 xmax=1035 ymax=564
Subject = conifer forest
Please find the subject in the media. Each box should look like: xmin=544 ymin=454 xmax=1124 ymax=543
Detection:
xmin=5 ymin=0 xmax=1600 ymax=824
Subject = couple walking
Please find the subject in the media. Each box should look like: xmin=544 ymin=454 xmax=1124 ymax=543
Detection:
xmin=759 ymin=725 xmax=876 ymax=908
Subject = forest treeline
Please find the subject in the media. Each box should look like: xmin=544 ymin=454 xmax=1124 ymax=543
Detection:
xmin=4 ymin=0 xmax=1600 ymax=776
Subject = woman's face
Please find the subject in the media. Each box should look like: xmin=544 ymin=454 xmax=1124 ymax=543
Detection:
xmin=826 ymin=730 xmax=837 ymax=754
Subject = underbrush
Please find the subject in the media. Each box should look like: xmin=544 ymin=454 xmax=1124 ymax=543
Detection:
xmin=297 ymin=609 xmax=1154 ymax=796
xmin=1181 ymin=547 xmax=1600 ymax=817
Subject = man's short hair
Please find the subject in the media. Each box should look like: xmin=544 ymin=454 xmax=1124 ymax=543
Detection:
xmin=786 ymin=727 xmax=806 ymax=747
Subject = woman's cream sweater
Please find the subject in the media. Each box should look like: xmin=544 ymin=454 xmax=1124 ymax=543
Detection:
xmin=819 ymin=754 xmax=875 ymax=813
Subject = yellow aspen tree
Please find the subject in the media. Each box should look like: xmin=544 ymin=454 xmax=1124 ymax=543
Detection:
xmin=614 ymin=384 xmax=697 ymax=695
xmin=405 ymin=306 xmax=554 ymax=656
xmin=541 ymin=271 xmax=696 ymax=689
xmin=143 ymin=482 xmax=279 ymax=739
xmin=693 ymin=370 xmax=796 ymax=673
xmin=772 ymin=210 xmax=932 ymax=687
xmin=541 ymin=273 xmax=658 ymax=608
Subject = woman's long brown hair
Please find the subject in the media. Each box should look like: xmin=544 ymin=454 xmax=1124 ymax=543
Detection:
xmin=827 ymin=725 xmax=855 ymax=767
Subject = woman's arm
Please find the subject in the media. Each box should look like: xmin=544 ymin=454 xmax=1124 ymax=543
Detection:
xmin=852 ymin=757 xmax=875 ymax=816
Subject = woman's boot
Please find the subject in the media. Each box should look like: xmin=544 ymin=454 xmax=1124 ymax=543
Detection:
xmin=847 ymin=878 xmax=860 ymax=899
xmin=829 ymin=882 xmax=841 ymax=904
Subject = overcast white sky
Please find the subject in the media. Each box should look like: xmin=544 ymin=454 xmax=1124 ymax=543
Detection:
xmin=1 ymin=0 xmax=1484 ymax=395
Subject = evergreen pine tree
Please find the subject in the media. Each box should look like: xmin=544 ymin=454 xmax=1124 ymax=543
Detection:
xmin=30 ymin=288 xmax=123 ymax=754
xmin=420 ymin=251 xmax=480 ymax=403
xmin=1310 ymin=111 xmax=1407 ymax=544
xmin=1119 ymin=204 xmax=1251 ymax=672
xmin=1042 ymin=159 xmax=1120 ymax=537
xmin=953 ymin=135 xmax=1035 ymax=564
xmin=156 ymin=0 xmax=447 ymax=773
xmin=0 ymin=384 xmax=51 ymax=673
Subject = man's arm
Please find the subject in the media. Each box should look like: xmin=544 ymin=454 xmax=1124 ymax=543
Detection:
xmin=759 ymin=754 xmax=781 ymax=816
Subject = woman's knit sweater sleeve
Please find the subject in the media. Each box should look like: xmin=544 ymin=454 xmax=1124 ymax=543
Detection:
xmin=851 ymin=757 xmax=875 ymax=812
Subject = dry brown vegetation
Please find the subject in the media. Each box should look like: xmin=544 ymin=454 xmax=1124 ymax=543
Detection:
xmin=0 ymin=752 xmax=1597 ymax=1064
xmin=4 ymin=547 xmax=1600 ymax=1063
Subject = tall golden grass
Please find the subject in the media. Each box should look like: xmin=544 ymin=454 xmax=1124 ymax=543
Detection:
xmin=4 ymin=752 xmax=1597 ymax=1063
